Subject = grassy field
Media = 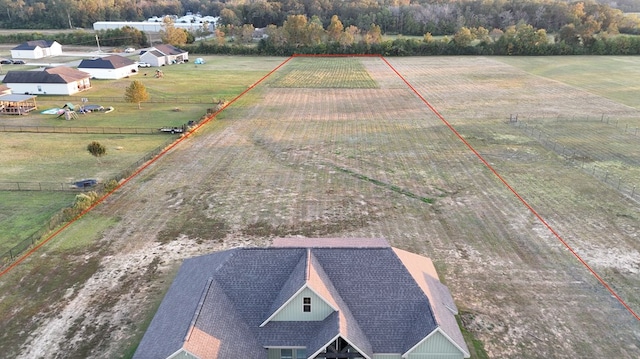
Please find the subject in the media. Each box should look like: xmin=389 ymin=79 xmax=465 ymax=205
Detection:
xmin=0 ymin=55 xmax=286 ymax=258
xmin=0 ymin=55 xmax=639 ymax=359
xmin=497 ymin=56 xmax=640 ymax=109
xmin=269 ymin=57 xmax=378 ymax=88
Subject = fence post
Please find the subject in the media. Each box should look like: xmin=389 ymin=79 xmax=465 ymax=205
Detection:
xmin=633 ymin=186 xmax=636 ymax=197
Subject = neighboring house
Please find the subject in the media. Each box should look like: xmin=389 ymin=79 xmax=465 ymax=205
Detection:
xmin=134 ymin=238 xmax=470 ymax=359
xmin=140 ymin=44 xmax=188 ymax=67
xmin=11 ymin=40 xmax=63 ymax=59
xmin=2 ymin=67 xmax=91 ymax=95
xmin=77 ymin=55 xmax=138 ymax=79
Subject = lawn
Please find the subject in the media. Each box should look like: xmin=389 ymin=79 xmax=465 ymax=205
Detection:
xmin=496 ymin=56 xmax=640 ymax=109
xmin=0 ymin=191 xmax=75 ymax=254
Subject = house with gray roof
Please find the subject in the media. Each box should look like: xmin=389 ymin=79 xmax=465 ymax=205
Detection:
xmin=140 ymin=44 xmax=188 ymax=67
xmin=77 ymin=55 xmax=138 ymax=79
xmin=11 ymin=40 xmax=62 ymax=59
xmin=2 ymin=67 xmax=91 ymax=95
xmin=134 ymin=238 xmax=470 ymax=359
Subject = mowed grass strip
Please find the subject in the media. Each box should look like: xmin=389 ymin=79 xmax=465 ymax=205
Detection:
xmin=270 ymin=57 xmax=378 ymax=88
xmin=0 ymin=133 xmax=172 ymax=183
xmin=0 ymin=191 xmax=75 ymax=253
xmin=497 ymin=56 xmax=640 ymax=109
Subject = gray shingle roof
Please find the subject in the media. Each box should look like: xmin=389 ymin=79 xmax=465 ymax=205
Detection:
xmin=78 ymin=55 xmax=136 ymax=69
xmin=154 ymin=44 xmax=187 ymax=55
xmin=134 ymin=239 xmax=465 ymax=358
xmin=2 ymin=67 xmax=90 ymax=84
xmin=12 ymin=40 xmax=56 ymax=50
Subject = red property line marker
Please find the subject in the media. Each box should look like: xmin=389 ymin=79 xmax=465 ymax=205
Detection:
xmin=379 ymin=56 xmax=640 ymax=322
xmin=0 ymin=55 xmax=295 ymax=278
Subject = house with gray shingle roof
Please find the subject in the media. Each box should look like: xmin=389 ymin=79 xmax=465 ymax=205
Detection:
xmin=77 ymin=55 xmax=138 ymax=79
xmin=2 ymin=67 xmax=91 ymax=95
xmin=134 ymin=238 xmax=470 ymax=359
xmin=140 ymin=44 xmax=188 ymax=67
xmin=11 ymin=40 xmax=62 ymax=59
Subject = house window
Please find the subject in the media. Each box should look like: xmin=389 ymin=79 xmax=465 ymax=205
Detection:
xmin=281 ymin=349 xmax=293 ymax=359
xmin=295 ymin=349 xmax=307 ymax=359
xmin=37 ymin=86 xmax=42 ymax=92
xmin=303 ymin=297 xmax=311 ymax=312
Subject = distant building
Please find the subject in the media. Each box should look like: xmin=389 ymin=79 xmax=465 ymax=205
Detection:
xmin=93 ymin=14 xmax=218 ymax=33
xmin=140 ymin=44 xmax=188 ymax=67
xmin=11 ymin=40 xmax=63 ymax=59
xmin=134 ymin=238 xmax=470 ymax=359
xmin=2 ymin=67 xmax=91 ymax=95
xmin=77 ymin=55 xmax=138 ymax=79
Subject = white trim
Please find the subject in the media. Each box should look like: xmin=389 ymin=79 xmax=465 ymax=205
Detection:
xmin=166 ymin=347 xmax=200 ymax=359
xmin=402 ymin=327 xmax=470 ymax=358
xmin=308 ymin=335 xmax=372 ymax=359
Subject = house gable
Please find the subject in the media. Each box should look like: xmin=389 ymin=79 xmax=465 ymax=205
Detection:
xmin=267 ymin=286 xmax=335 ymax=323
xmin=403 ymin=329 xmax=466 ymax=359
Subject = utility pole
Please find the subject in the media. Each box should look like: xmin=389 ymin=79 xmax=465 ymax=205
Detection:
xmin=95 ymin=34 xmax=101 ymax=53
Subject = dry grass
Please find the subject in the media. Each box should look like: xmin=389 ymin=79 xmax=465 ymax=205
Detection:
xmin=0 ymin=56 xmax=639 ymax=359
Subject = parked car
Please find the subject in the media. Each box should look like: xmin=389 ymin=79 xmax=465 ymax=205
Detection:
xmin=0 ymin=59 xmax=12 ymax=64
xmin=136 ymin=61 xmax=151 ymax=68
xmin=12 ymin=60 xmax=26 ymax=65
xmin=124 ymin=47 xmax=136 ymax=53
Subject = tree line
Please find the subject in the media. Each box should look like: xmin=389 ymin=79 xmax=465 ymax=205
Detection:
xmin=1 ymin=0 xmax=639 ymax=38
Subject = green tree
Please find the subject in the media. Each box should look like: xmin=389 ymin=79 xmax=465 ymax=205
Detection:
xmin=453 ymin=27 xmax=475 ymax=47
xmin=87 ymin=141 xmax=106 ymax=161
xmin=124 ymin=80 xmax=149 ymax=109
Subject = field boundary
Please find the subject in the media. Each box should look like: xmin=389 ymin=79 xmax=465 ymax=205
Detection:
xmin=1 ymin=54 xmax=638 ymax=326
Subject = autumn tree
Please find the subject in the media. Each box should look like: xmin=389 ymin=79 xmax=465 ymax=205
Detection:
xmin=160 ymin=17 xmax=188 ymax=46
xmin=124 ymin=80 xmax=149 ymax=109
xmin=327 ymin=15 xmax=344 ymax=42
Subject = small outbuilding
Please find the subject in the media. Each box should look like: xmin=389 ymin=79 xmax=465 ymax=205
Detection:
xmin=0 ymin=94 xmax=38 ymax=115
xmin=11 ymin=40 xmax=63 ymax=59
xmin=140 ymin=44 xmax=188 ymax=67
xmin=2 ymin=67 xmax=91 ymax=96
xmin=78 ymin=55 xmax=138 ymax=79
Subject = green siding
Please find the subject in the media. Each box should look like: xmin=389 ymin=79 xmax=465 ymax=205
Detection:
xmin=268 ymin=348 xmax=307 ymax=359
xmin=268 ymin=348 xmax=280 ymax=359
xmin=372 ymin=354 xmax=403 ymax=359
xmin=271 ymin=287 xmax=334 ymax=322
xmin=407 ymin=331 xmax=464 ymax=359
xmin=166 ymin=349 xmax=199 ymax=359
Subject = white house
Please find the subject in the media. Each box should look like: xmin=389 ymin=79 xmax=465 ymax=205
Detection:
xmin=11 ymin=40 xmax=63 ymax=59
xmin=77 ymin=55 xmax=138 ymax=79
xmin=140 ymin=44 xmax=188 ymax=67
xmin=2 ymin=67 xmax=91 ymax=95
xmin=134 ymin=238 xmax=471 ymax=359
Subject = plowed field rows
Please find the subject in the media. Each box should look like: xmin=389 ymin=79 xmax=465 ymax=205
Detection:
xmin=0 ymin=56 xmax=638 ymax=359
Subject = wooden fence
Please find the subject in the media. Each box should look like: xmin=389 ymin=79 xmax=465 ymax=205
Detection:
xmin=0 ymin=125 xmax=161 ymax=134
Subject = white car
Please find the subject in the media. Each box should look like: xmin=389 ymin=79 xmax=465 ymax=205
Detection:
xmin=124 ymin=47 xmax=136 ymax=53
xmin=136 ymin=61 xmax=151 ymax=68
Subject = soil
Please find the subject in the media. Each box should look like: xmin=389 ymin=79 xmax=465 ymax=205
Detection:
xmin=3 ymin=56 xmax=640 ymax=358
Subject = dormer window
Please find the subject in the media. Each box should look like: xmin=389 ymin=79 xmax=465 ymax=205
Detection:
xmin=303 ymin=297 xmax=311 ymax=312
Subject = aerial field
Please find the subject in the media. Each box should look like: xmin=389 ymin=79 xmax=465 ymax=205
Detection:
xmin=0 ymin=55 xmax=639 ymax=359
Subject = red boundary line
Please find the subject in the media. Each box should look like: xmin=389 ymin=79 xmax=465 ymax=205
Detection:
xmin=378 ymin=55 xmax=639 ymax=322
xmin=0 ymin=55 xmax=295 ymax=278
xmin=2 ymin=55 xmax=638 ymax=323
